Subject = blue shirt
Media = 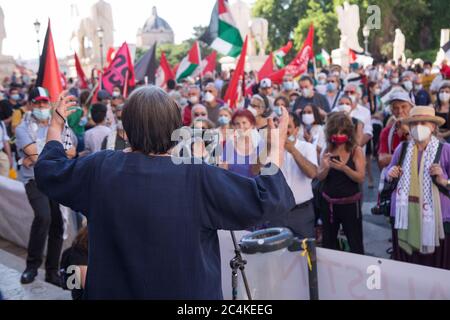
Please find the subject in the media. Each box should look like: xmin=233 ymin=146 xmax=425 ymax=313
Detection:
xmin=35 ymin=141 xmax=295 ymax=300
xmin=15 ymin=119 xmax=48 ymax=183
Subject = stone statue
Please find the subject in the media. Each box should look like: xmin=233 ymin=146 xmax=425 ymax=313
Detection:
xmin=393 ymin=28 xmax=406 ymax=63
xmin=229 ymin=0 xmax=251 ymax=41
xmin=0 ymin=5 xmax=6 ymax=55
xmin=249 ymin=18 xmax=269 ymax=57
xmin=336 ymin=1 xmax=364 ymax=53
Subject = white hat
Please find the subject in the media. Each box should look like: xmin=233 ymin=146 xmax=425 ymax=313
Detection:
xmin=260 ymin=78 xmax=272 ymax=89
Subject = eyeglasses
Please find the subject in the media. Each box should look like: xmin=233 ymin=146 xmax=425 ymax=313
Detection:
xmin=250 ymin=104 xmax=262 ymax=109
xmin=194 ymin=113 xmax=207 ymax=117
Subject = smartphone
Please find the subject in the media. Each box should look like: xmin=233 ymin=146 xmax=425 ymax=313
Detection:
xmin=330 ymin=155 xmax=340 ymax=162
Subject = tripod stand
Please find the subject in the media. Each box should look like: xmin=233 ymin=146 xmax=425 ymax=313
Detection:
xmin=230 ymin=231 xmax=252 ymax=300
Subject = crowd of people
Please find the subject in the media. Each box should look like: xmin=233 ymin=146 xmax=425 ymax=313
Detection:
xmin=1 ymin=56 xmax=450 ymax=299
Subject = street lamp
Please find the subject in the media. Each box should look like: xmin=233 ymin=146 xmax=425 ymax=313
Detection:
xmin=362 ymin=25 xmax=370 ymax=55
xmin=96 ymin=27 xmax=104 ymax=69
xmin=34 ymin=19 xmax=41 ymax=60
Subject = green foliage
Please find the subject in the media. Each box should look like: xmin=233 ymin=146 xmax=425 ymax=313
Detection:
xmin=253 ymin=0 xmax=449 ymax=60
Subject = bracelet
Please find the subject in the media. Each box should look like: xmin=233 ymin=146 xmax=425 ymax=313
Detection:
xmin=55 ymin=109 xmax=66 ymax=123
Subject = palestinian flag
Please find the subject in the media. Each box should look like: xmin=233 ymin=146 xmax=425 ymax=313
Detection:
xmin=200 ymin=0 xmax=243 ymax=58
xmin=315 ymin=49 xmax=331 ymax=66
xmin=156 ymin=52 xmax=174 ymax=89
xmin=176 ymin=41 xmax=201 ymax=82
xmin=36 ymin=20 xmax=63 ymax=103
xmin=274 ymin=41 xmax=293 ymax=68
xmin=193 ymin=51 xmax=218 ymax=78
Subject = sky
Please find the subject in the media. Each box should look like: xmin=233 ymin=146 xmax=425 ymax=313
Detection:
xmin=1 ymin=0 xmax=254 ymax=60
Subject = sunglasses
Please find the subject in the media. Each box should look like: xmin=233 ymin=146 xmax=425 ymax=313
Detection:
xmin=194 ymin=113 xmax=207 ymax=117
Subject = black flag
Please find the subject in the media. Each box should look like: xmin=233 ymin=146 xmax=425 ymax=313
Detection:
xmin=135 ymin=43 xmax=157 ymax=84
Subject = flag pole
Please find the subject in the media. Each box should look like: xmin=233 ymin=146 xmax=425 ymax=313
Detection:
xmin=123 ymin=70 xmax=129 ymax=98
xmin=197 ymin=41 xmax=203 ymax=91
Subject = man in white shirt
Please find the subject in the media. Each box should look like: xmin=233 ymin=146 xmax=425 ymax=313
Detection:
xmin=83 ymin=103 xmax=111 ymax=155
xmin=270 ymin=112 xmax=318 ymax=238
xmin=343 ymin=83 xmax=373 ymax=147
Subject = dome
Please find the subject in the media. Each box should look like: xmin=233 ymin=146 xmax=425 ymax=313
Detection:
xmin=142 ymin=7 xmax=173 ymax=33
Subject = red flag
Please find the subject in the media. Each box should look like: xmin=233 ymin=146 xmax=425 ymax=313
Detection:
xmin=102 ymin=42 xmax=135 ymax=94
xmin=257 ymin=52 xmax=275 ymax=81
xmin=36 ymin=20 xmax=62 ymax=102
xmin=224 ymin=36 xmax=248 ymax=109
xmin=156 ymin=52 xmax=174 ymax=88
xmin=106 ymin=47 xmax=116 ymax=67
xmin=285 ymin=24 xmax=314 ymax=78
xmin=74 ymin=52 xmax=88 ymax=89
xmin=202 ymin=51 xmax=217 ymax=76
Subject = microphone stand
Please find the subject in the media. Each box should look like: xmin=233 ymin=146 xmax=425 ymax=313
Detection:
xmin=229 ymin=231 xmax=252 ymax=300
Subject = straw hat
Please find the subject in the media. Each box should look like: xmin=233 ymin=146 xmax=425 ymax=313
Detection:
xmin=402 ymin=106 xmax=446 ymax=126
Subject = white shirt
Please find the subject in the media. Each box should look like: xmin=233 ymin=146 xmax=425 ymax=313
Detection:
xmin=350 ymin=105 xmax=373 ymax=138
xmin=84 ymin=125 xmax=111 ymax=154
xmin=298 ymin=124 xmax=326 ymax=152
xmin=0 ymin=121 xmax=9 ymax=150
xmin=281 ymin=140 xmax=318 ymax=205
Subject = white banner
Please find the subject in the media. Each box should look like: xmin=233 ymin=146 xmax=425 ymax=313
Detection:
xmin=219 ymin=231 xmax=450 ymax=300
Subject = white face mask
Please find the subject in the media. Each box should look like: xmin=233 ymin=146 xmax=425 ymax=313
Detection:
xmin=302 ymin=114 xmax=315 ymax=126
xmin=189 ymin=96 xmax=199 ymax=104
xmin=439 ymin=92 xmax=450 ymax=103
xmin=349 ymin=95 xmax=358 ymax=105
xmin=288 ymin=135 xmax=296 ymax=143
xmin=337 ymin=104 xmax=352 ymax=113
xmin=374 ymin=89 xmax=381 ymax=96
xmin=247 ymin=105 xmax=258 ymax=117
xmin=403 ymin=81 xmax=413 ymax=92
xmin=204 ymin=92 xmax=215 ymax=103
xmin=411 ymin=125 xmax=432 ymax=142
xmin=302 ymin=88 xmax=312 ymax=98
xmin=391 ymin=77 xmax=399 ymax=84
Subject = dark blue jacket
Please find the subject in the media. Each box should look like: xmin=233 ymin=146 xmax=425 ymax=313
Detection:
xmin=35 ymin=141 xmax=295 ymax=300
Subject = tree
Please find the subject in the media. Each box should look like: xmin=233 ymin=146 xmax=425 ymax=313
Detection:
xmin=253 ymin=0 xmax=309 ymax=51
xmin=253 ymin=0 xmax=449 ymax=61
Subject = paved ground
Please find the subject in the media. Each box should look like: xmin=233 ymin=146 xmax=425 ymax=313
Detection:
xmin=0 ymin=159 xmax=390 ymax=299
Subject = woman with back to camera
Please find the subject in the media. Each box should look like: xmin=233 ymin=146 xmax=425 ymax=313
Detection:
xmin=34 ymin=86 xmax=295 ymax=300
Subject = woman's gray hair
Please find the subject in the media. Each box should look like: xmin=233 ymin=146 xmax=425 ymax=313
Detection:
xmin=122 ymin=86 xmax=182 ymax=154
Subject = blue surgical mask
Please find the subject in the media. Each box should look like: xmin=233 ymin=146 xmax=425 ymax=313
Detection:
xmin=11 ymin=94 xmax=20 ymax=101
xmin=218 ymin=116 xmax=230 ymax=126
xmin=273 ymin=106 xmax=283 ymax=117
xmin=327 ymin=83 xmax=337 ymax=92
xmin=283 ymin=81 xmax=294 ymax=91
xmin=33 ymin=108 xmax=51 ymax=121
xmin=79 ymin=117 xmax=88 ymax=127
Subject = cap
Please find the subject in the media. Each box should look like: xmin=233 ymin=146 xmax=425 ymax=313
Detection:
xmin=389 ymin=90 xmax=414 ymax=106
xmin=28 ymin=87 xmax=50 ymax=103
xmin=260 ymin=78 xmax=272 ymax=89
xmin=97 ymin=90 xmax=111 ymax=101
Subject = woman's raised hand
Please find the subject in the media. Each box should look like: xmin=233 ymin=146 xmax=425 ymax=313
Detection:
xmin=51 ymin=91 xmax=78 ymax=128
